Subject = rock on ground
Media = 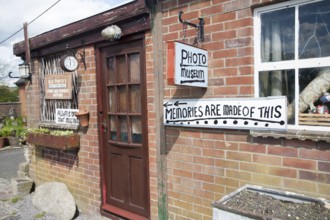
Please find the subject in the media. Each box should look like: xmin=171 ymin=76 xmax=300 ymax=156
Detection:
xmin=32 ymin=182 xmax=76 ymax=220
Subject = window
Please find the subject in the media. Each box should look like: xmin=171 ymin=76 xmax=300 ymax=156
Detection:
xmin=39 ymin=55 xmax=79 ymax=129
xmin=254 ymin=0 xmax=330 ymax=131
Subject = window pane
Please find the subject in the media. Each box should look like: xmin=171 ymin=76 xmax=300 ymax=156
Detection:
xmin=260 ymin=8 xmax=295 ymax=62
xmin=107 ymin=57 xmax=115 ymax=84
xmin=119 ymin=116 xmax=128 ymax=143
xmin=299 ymin=67 xmax=330 ymax=114
xmin=109 ymin=116 xmax=117 ymax=141
xmin=130 ymin=85 xmax=141 ymax=113
xmin=108 ymin=87 xmax=116 ymax=112
xmin=131 ymin=116 xmax=142 ymax=144
xmin=259 ymin=70 xmax=295 ymax=124
xmin=118 ymin=86 xmax=127 ymax=112
xmin=116 ymin=55 xmax=126 ymax=83
xmin=299 ymin=1 xmax=330 ymax=59
xmin=129 ymin=53 xmax=140 ymax=83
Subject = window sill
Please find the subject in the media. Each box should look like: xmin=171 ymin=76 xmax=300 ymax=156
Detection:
xmin=250 ymin=129 xmax=330 ymax=143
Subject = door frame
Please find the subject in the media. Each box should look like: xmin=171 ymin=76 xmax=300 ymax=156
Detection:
xmin=96 ymin=34 xmax=150 ymax=220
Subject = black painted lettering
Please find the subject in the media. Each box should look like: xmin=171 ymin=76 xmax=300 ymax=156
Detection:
xmin=274 ymin=105 xmax=282 ymax=118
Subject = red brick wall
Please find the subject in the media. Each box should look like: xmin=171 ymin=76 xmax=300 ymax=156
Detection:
xmin=0 ymin=102 xmax=21 ymax=117
xmin=158 ymin=0 xmax=330 ymax=219
xmin=28 ymin=45 xmax=102 ymax=214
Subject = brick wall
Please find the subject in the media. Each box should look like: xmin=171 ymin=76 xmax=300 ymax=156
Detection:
xmin=28 ymin=45 xmax=102 ymax=214
xmin=0 ymin=102 xmax=21 ymax=117
xmin=159 ymin=0 xmax=330 ymax=219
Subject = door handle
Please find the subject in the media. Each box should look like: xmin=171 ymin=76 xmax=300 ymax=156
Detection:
xmin=101 ymin=120 xmax=108 ymax=133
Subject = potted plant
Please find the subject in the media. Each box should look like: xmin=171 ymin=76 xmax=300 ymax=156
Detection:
xmin=1 ymin=116 xmax=27 ymax=147
xmin=0 ymin=129 xmax=9 ymax=149
xmin=26 ymin=128 xmax=79 ymax=150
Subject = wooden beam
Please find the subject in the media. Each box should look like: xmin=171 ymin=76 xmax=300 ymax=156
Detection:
xmin=27 ymin=14 xmax=150 ymax=58
xmin=14 ymin=0 xmax=150 ymax=57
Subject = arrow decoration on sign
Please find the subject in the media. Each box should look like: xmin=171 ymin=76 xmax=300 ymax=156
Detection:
xmin=163 ymin=97 xmax=287 ymax=131
xmin=180 ymin=80 xmax=206 ymax=84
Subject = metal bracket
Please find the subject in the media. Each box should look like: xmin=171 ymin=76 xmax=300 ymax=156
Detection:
xmin=179 ymin=10 xmax=204 ymax=42
xmin=77 ymin=40 xmax=87 ymax=70
xmin=8 ymin=71 xmax=32 ymax=84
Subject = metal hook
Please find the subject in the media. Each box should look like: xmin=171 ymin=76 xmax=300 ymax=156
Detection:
xmin=178 ymin=10 xmax=204 ymax=42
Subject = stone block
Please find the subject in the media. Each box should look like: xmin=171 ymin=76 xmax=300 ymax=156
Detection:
xmin=11 ymin=177 xmax=33 ymax=196
xmin=18 ymin=162 xmax=29 ymax=173
xmin=17 ymin=170 xmax=28 ymax=179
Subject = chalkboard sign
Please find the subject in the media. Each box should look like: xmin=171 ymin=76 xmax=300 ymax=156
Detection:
xmin=163 ymin=97 xmax=287 ymax=131
xmin=45 ymin=73 xmax=72 ymax=99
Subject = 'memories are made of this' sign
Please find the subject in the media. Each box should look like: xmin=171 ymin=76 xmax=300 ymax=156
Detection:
xmin=163 ymin=97 xmax=287 ymax=131
xmin=167 ymin=41 xmax=208 ymax=88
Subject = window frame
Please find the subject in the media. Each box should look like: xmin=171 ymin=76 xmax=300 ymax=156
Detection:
xmin=253 ymin=0 xmax=330 ymax=132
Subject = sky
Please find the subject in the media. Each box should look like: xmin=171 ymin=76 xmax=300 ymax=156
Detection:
xmin=0 ymin=0 xmax=133 ymax=86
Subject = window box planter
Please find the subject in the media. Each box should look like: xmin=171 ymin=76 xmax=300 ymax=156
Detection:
xmin=26 ymin=133 xmax=79 ymax=150
xmin=212 ymin=185 xmax=330 ymax=220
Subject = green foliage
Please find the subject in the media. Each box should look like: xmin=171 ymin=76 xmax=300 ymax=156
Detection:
xmin=50 ymin=130 xmax=74 ymax=136
xmin=27 ymin=127 xmax=50 ymax=134
xmin=27 ymin=127 xmax=74 ymax=136
xmin=34 ymin=212 xmax=46 ymax=218
xmin=0 ymin=85 xmax=19 ymax=102
xmin=0 ymin=116 xmax=27 ymax=144
xmin=10 ymin=196 xmax=21 ymax=204
xmin=0 ymin=127 xmax=12 ymax=137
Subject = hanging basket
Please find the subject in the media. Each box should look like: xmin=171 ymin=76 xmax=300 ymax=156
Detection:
xmin=75 ymin=110 xmax=89 ymax=127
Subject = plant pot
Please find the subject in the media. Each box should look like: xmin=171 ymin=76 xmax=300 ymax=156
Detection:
xmin=26 ymin=133 xmax=79 ymax=150
xmin=8 ymin=137 xmax=20 ymax=147
xmin=0 ymin=137 xmax=7 ymax=149
xmin=75 ymin=110 xmax=89 ymax=127
xmin=212 ymin=185 xmax=330 ymax=220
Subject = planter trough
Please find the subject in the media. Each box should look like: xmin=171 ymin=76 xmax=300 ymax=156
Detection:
xmin=212 ymin=185 xmax=330 ymax=220
xmin=26 ymin=133 xmax=79 ymax=150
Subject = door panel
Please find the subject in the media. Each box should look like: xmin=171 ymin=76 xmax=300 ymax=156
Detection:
xmin=99 ymin=39 xmax=149 ymax=218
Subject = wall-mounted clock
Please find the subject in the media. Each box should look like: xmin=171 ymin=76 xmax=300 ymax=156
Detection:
xmin=60 ymin=54 xmax=79 ymax=72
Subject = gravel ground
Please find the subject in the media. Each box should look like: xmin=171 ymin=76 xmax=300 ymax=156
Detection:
xmin=2 ymin=193 xmax=107 ymax=220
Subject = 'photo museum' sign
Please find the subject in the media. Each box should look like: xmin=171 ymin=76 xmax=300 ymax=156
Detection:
xmin=163 ymin=97 xmax=287 ymax=131
xmin=45 ymin=73 xmax=72 ymax=99
xmin=167 ymin=41 xmax=208 ymax=88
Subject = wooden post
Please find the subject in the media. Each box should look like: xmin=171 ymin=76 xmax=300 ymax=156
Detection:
xmin=23 ymin=22 xmax=30 ymax=63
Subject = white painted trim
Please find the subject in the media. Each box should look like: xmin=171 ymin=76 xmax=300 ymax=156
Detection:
xmin=253 ymin=0 xmax=330 ymax=132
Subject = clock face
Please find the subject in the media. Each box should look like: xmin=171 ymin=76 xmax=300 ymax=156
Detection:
xmin=61 ymin=55 xmax=78 ymax=72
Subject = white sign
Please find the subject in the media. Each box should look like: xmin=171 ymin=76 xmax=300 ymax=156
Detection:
xmin=168 ymin=41 xmax=208 ymax=87
xmin=163 ymin=97 xmax=287 ymax=131
xmin=55 ymin=109 xmax=79 ymax=125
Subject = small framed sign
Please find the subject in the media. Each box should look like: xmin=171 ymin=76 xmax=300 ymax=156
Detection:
xmin=55 ymin=109 xmax=79 ymax=125
xmin=45 ymin=73 xmax=73 ymax=99
xmin=163 ymin=97 xmax=287 ymax=131
xmin=167 ymin=41 xmax=208 ymax=88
